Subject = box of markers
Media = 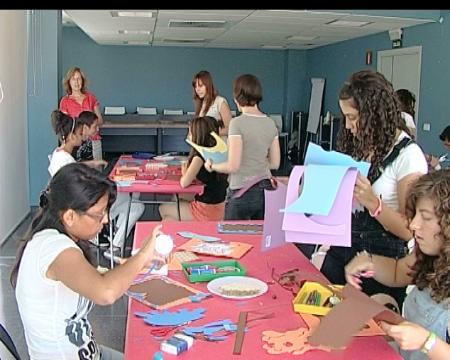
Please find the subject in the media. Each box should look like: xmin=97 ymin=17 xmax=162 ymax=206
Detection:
xmin=181 ymin=260 xmax=246 ymax=283
xmin=292 ymin=281 xmax=343 ymax=316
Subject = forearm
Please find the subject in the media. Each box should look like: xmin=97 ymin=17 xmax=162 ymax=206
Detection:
xmin=366 ymin=197 xmax=413 ymax=241
xmin=369 ymin=253 xmax=412 ymax=287
xmin=101 ymin=252 xmax=148 ymax=302
xmin=211 ymin=161 xmax=236 ymax=174
xmin=429 ymin=338 xmax=450 ymax=360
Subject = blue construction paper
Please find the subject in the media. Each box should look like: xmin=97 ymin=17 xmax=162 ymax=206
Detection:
xmin=283 ymin=165 xmax=349 ymax=216
xmin=177 ymin=231 xmax=221 ymax=242
xmin=136 ymin=308 xmax=205 ymax=326
xmin=304 ymin=142 xmax=370 ymax=177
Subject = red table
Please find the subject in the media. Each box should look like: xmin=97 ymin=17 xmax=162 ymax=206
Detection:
xmin=108 ymin=155 xmax=204 ymax=258
xmin=125 ymin=221 xmax=401 ymax=360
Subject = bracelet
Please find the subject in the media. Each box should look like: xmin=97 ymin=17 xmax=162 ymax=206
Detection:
xmin=421 ymin=331 xmax=437 ymax=354
xmin=369 ymin=196 xmax=382 ymax=217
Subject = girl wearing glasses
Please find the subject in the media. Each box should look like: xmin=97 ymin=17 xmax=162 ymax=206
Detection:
xmin=11 ymin=163 xmax=164 ymax=359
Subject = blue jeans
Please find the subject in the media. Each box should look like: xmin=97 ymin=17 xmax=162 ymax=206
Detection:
xmin=224 ymin=179 xmax=274 ymax=220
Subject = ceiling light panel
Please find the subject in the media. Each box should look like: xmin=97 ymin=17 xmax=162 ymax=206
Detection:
xmin=111 ymin=11 xmax=154 ymax=18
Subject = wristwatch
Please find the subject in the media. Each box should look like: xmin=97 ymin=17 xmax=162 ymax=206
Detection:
xmin=421 ymin=331 xmax=437 ymax=354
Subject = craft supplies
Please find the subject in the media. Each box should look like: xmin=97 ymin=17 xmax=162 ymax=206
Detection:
xmin=207 ymin=276 xmax=268 ymax=299
xmin=217 ymin=222 xmax=263 ymax=234
xmin=178 ymin=238 xmax=253 ymax=259
xmin=233 ymin=311 xmax=248 ymax=354
xmin=182 ymin=260 xmax=246 ymax=283
xmin=160 ymin=333 xmax=194 ymax=355
xmin=292 ymin=281 xmax=343 ymax=316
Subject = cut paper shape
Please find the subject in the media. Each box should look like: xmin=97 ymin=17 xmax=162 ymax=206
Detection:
xmin=178 ymin=238 xmax=253 ymax=259
xmin=185 ymin=131 xmax=228 ymax=163
xmin=217 ymin=223 xmax=263 ymax=234
xmin=300 ymin=313 xmax=385 ymax=337
xmin=127 ymin=275 xmax=206 ymax=310
xmin=308 ymin=283 xmax=404 ymax=349
xmin=283 ymin=166 xmax=357 ymax=247
xmin=304 ymin=142 xmax=370 ymax=177
xmin=135 ymin=308 xmax=205 ymax=326
xmin=261 ymin=183 xmax=288 ymax=251
xmin=262 ymin=327 xmax=332 ymax=355
xmin=282 ymin=165 xmax=349 ymax=216
xmin=177 ymin=231 xmax=221 ymax=242
xmin=168 ymin=251 xmax=199 ymax=271
xmin=182 ymin=319 xmax=238 ymax=341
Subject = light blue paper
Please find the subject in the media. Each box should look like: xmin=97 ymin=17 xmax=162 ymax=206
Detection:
xmin=177 ymin=231 xmax=221 ymax=242
xmin=283 ymin=165 xmax=349 ymax=216
xmin=304 ymin=142 xmax=370 ymax=177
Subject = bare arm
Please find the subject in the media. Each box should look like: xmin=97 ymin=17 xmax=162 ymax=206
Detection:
xmin=267 ymin=136 xmax=281 ymax=170
xmin=345 ymin=251 xmax=415 ymax=288
xmin=180 ymin=156 xmax=203 ymax=188
xmin=218 ymin=101 xmax=232 ymax=136
xmin=355 ymin=172 xmax=423 ymax=241
xmin=94 ymin=104 xmax=104 ymax=126
xmin=206 ymin=135 xmax=242 ymax=174
xmin=47 ymin=225 xmax=162 ymax=305
xmin=380 ymin=321 xmax=450 ymax=359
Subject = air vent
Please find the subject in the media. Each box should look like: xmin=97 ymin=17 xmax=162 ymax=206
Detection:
xmin=162 ymin=38 xmax=207 ymax=43
xmin=168 ymin=20 xmax=226 ymax=29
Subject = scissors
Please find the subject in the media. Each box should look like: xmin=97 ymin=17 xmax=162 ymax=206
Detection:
xmin=149 ymin=326 xmax=180 ymax=338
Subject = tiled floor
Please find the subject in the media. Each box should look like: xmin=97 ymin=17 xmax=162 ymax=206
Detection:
xmin=0 ymin=156 xmax=294 ymax=359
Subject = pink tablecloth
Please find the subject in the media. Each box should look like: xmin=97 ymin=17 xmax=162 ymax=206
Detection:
xmin=125 ymin=221 xmax=401 ymax=360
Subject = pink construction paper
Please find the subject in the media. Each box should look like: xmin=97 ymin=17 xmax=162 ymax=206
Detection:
xmin=282 ymin=166 xmax=357 ymax=247
xmin=261 ymin=183 xmax=288 ymax=251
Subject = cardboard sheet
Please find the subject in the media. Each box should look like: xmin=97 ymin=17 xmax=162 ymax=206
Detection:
xmin=261 ymin=183 xmax=288 ymax=251
xmin=308 ymin=284 xmax=404 ymax=348
xmin=185 ymin=131 xmax=228 ymax=163
xmin=127 ymin=276 xmax=203 ymax=310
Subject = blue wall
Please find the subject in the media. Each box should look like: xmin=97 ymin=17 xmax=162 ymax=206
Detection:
xmin=305 ymin=10 xmax=450 ymax=155
xmin=62 ymin=27 xmax=306 ymax=125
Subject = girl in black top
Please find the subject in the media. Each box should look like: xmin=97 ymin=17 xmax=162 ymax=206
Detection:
xmin=159 ymin=116 xmax=228 ymax=220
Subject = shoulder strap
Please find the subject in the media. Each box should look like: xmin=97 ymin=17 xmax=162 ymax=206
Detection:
xmin=0 ymin=323 xmax=21 ymax=359
xmin=371 ymin=137 xmax=414 ymax=184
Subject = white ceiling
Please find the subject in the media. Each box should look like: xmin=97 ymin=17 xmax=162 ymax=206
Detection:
xmin=63 ymin=10 xmax=435 ymax=50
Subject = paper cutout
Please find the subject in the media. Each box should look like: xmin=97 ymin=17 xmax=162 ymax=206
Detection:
xmin=304 ymin=142 xmax=370 ymax=177
xmin=135 ymin=308 xmax=205 ymax=326
xmin=178 ymin=238 xmax=253 ymax=259
xmin=217 ymin=223 xmax=263 ymax=234
xmin=283 ymin=165 xmax=350 ymax=216
xmin=261 ymin=183 xmax=288 ymax=251
xmin=308 ymin=284 xmax=404 ymax=349
xmin=127 ymin=275 xmax=205 ymax=310
xmin=168 ymin=251 xmax=199 ymax=271
xmin=185 ymin=131 xmax=228 ymax=163
xmin=262 ymin=327 xmax=332 ymax=355
xmin=300 ymin=313 xmax=385 ymax=337
xmin=283 ymin=166 xmax=357 ymax=247
xmin=182 ymin=319 xmax=238 ymax=341
xmin=177 ymin=231 xmax=221 ymax=242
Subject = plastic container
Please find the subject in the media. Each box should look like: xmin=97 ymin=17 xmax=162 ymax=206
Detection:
xmin=152 ymin=234 xmax=174 ymax=270
xmin=292 ymin=281 xmax=343 ymax=316
xmin=182 ymin=260 xmax=246 ymax=283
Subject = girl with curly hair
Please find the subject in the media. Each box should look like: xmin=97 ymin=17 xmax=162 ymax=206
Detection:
xmin=345 ymin=170 xmax=450 ymax=359
xmin=320 ymin=70 xmax=428 ymax=308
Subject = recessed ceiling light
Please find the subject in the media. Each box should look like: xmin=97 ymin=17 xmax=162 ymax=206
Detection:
xmin=123 ymin=40 xmax=151 ymax=45
xmin=286 ymin=35 xmax=318 ymax=41
xmin=111 ymin=11 xmax=154 ymax=18
xmin=326 ymin=19 xmax=371 ymax=27
xmin=118 ymin=30 xmax=152 ymax=35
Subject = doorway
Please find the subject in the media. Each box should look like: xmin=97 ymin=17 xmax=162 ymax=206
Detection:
xmin=377 ymin=46 xmax=422 ymax=137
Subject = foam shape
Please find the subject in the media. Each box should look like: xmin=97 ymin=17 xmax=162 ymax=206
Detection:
xmin=185 ymin=131 xmax=228 ymax=163
xmin=135 ymin=308 xmax=205 ymax=326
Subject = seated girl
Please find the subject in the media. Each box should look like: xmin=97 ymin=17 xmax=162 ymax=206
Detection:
xmin=159 ymin=116 xmax=228 ymax=221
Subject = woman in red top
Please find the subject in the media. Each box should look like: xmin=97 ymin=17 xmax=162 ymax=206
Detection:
xmin=59 ymin=67 xmax=103 ymax=160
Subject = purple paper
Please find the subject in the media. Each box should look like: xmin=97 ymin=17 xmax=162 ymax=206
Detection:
xmin=282 ymin=166 xmax=357 ymax=247
xmin=261 ymin=183 xmax=288 ymax=251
